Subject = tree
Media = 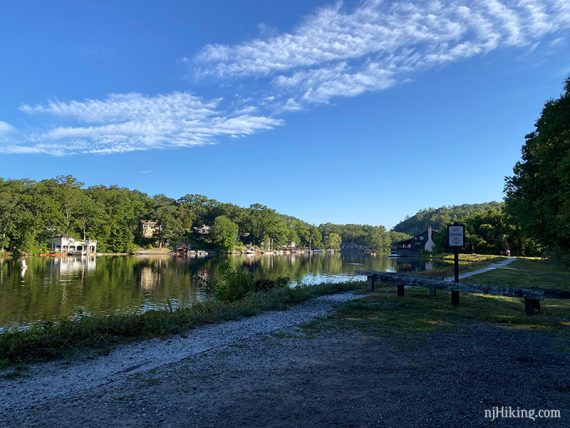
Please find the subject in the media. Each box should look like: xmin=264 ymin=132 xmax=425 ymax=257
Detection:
xmin=325 ymin=232 xmax=342 ymax=250
xmin=505 ymin=76 xmax=570 ymax=259
xmin=392 ymin=202 xmax=504 ymax=237
xmin=211 ymin=216 xmax=238 ymax=252
xmin=151 ymin=195 xmax=186 ymax=247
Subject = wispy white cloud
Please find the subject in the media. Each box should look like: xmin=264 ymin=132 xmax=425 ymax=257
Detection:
xmin=194 ymin=0 xmax=570 ymax=104
xmin=2 ymin=0 xmax=569 ymax=156
xmin=0 ymin=121 xmax=14 ymax=135
xmin=3 ymin=92 xmax=282 ymax=155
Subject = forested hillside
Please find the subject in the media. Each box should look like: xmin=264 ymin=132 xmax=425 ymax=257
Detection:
xmin=392 ymin=202 xmax=504 ymax=236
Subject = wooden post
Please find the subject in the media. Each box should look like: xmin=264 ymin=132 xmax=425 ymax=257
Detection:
xmin=525 ymin=298 xmax=540 ymax=315
xmin=525 ymin=298 xmax=537 ymax=315
xmin=454 ymin=247 xmax=459 ymax=283
xmin=367 ymin=275 xmax=375 ymax=291
xmin=397 ymin=283 xmax=405 ymax=297
xmin=452 ymin=247 xmax=460 ymax=305
xmin=451 ymin=291 xmax=459 ymax=305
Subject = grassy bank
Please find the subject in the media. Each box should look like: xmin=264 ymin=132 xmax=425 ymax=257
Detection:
xmin=307 ymin=258 xmax=570 ymax=340
xmin=0 ymin=281 xmax=363 ymax=367
xmin=307 ymin=288 xmax=570 ymax=339
xmin=468 ymin=258 xmax=570 ymax=291
xmin=420 ymin=253 xmax=506 ymax=278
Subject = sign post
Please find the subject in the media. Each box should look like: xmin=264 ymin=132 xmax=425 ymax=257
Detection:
xmin=447 ymin=222 xmax=465 ymax=305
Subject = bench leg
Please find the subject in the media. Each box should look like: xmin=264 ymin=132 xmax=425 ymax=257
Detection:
xmin=367 ymin=276 xmax=375 ymax=291
xmin=397 ymin=284 xmax=405 ymax=297
xmin=525 ymin=298 xmax=540 ymax=315
xmin=451 ymin=291 xmax=459 ymax=306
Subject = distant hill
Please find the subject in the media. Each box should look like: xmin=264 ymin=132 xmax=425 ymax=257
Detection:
xmin=392 ymin=202 xmax=504 ymax=236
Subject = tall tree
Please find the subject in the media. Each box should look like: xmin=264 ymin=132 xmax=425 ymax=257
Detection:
xmin=324 ymin=232 xmax=342 ymax=250
xmin=505 ymin=76 xmax=570 ymax=259
xmin=211 ymin=215 xmax=239 ymax=252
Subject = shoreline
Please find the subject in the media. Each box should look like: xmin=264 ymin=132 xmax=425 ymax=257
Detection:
xmin=0 ymin=290 xmax=363 ymax=414
xmin=0 ymin=282 xmax=363 ymax=368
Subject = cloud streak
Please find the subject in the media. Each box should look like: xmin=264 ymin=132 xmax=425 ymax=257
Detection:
xmin=2 ymin=0 xmax=569 ymax=156
xmin=2 ymin=92 xmax=282 ymax=155
xmin=194 ymin=0 xmax=570 ymax=103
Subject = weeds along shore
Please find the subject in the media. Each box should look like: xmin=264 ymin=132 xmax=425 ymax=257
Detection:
xmin=0 ymin=279 xmax=363 ymax=368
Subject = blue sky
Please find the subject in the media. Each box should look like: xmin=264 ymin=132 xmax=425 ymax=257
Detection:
xmin=0 ymin=0 xmax=569 ymax=228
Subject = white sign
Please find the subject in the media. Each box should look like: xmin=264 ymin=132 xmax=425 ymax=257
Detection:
xmin=448 ymin=225 xmax=465 ymax=247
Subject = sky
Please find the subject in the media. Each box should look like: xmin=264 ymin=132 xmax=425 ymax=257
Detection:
xmin=0 ymin=0 xmax=569 ymax=228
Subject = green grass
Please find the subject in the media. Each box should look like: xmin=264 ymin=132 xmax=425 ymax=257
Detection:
xmin=420 ymin=253 xmax=506 ymax=278
xmin=0 ymin=281 xmax=363 ymax=367
xmin=467 ymin=258 xmax=570 ymax=291
xmin=306 ymin=288 xmax=570 ymax=338
xmin=309 ymin=258 xmax=570 ymax=339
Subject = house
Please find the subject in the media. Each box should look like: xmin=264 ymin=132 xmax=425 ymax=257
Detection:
xmin=391 ymin=225 xmax=436 ymax=257
xmin=140 ymin=220 xmax=161 ymax=239
xmin=47 ymin=236 xmax=97 ymax=255
xmin=193 ymin=224 xmax=211 ymax=235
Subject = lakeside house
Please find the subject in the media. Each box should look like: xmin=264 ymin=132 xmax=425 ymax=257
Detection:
xmin=391 ymin=225 xmax=436 ymax=257
xmin=47 ymin=236 xmax=97 ymax=255
xmin=193 ymin=224 xmax=211 ymax=235
xmin=140 ymin=220 xmax=161 ymax=239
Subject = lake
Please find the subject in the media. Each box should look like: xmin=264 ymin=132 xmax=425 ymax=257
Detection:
xmin=0 ymin=253 xmax=443 ymax=330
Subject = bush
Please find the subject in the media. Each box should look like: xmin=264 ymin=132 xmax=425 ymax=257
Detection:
xmin=214 ymin=265 xmax=290 ymax=302
xmin=214 ymin=270 xmax=255 ymax=302
xmin=254 ymin=277 xmax=290 ymax=292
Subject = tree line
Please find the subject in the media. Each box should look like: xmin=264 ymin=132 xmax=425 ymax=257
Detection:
xmin=0 ymin=177 xmax=402 ymax=255
xmin=392 ymin=202 xmax=540 ymax=256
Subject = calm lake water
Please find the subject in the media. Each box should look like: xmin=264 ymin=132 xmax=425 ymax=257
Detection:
xmin=0 ymin=254 xmax=443 ymax=330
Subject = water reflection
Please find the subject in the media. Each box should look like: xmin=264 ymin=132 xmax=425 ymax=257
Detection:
xmin=0 ymin=253 xmax=444 ymax=330
xmin=55 ymin=256 xmax=97 ymax=276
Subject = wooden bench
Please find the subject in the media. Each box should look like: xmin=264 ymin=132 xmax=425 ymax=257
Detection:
xmin=356 ymin=271 xmax=548 ymax=315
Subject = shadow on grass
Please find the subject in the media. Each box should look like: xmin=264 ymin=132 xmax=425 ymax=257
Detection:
xmin=304 ymin=288 xmax=570 ymax=339
xmin=468 ymin=258 xmax=570 ymax=292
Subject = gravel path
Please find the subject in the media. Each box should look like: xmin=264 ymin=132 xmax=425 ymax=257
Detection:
xmin=2 ymin=287 xmax=568 ymax=427
xmin=0 ymin=292 xmax=360 ymax=416
xmin=444 ymin=257 xmax=516 ymax=281
xmin=1 ymin=322 xmax=568 ymax=427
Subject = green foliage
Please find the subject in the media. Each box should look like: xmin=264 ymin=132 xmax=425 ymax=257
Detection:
xmin=324 ymin=232 xmax=342 ymax=249
xmin=0 ymin=177 xmax=330 ymax=254
xmin=211 ymin=215 xmax=239 ymax=252
xmin=318 ymin=223 xmax=391 ymax=252
xmin=392 ymin=202 xmax=504 ymax=237
xmin=214 ymin=265 xmax=289 ymax=302
xmin=505 ymin=76 xmax=570 ymax=260
xmin=393 ymin=202 xmax=541 ymax=256
xmin=214 ymin=268 xmax=256 ymax=302
xmin=0 ymin=281 xmax=363 ymax=366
